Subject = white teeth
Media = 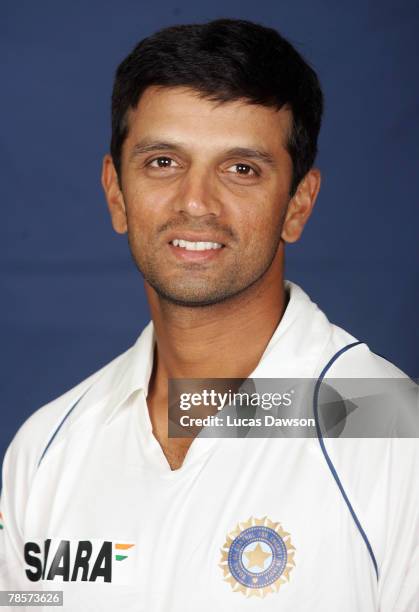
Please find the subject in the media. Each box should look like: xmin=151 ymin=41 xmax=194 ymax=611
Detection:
xmin=171 ymin=239 xmax=223 ymax=251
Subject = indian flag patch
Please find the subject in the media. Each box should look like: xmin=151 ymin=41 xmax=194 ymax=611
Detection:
xmin=0 ymin=512 xmax=3 ymax=529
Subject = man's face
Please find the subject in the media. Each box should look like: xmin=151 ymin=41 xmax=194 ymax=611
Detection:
xmin=106 ymin=86 xmax=307 ymax=307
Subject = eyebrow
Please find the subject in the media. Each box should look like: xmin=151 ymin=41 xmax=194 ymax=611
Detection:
xmin=129 ymin=139 xmax=277 ymax=168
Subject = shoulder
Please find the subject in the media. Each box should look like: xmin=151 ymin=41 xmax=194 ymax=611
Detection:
xmin=316 ymin=320 xmax=408 ymax=379
xmin=284 ymin=281 xmax=407 ymax=379
xmin=2 ymin=343 xmax=134 ymax=485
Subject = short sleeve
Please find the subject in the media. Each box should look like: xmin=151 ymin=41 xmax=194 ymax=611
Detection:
xmin=0 ymin=444 xmax=28 ymax=590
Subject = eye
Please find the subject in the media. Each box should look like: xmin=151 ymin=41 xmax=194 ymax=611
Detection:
xmin=147 ymin=156 xmax=180 ymax=169
xmin=227 ymin=163 xmax=259 ymax=177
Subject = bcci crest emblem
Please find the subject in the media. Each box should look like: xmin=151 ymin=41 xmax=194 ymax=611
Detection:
xmin=219 ymin=516 xmax=295 ymax=598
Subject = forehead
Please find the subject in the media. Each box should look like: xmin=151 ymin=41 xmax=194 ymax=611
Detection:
xmin=123 ymin=86 xmax=292 ymax=154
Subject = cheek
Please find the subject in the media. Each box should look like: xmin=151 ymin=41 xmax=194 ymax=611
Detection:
xmin=239 ymin=195 xmax=286 ymax=241
xmin=124 ymin=182 xmax=168 ymax=233
xmin=126 ymin=181 xmax=162 ymax=211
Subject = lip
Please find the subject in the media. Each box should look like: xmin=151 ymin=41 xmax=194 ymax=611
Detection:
xmin=167 ymin=242 xmax=225 ymax=263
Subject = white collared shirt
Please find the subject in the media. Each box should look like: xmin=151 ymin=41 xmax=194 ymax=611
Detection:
xmin=0 ymin=281 xmax=417 ymax=611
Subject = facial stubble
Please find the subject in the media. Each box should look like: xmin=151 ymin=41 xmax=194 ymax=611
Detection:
xmin=126 ymin=208 xmax=287 ymax=308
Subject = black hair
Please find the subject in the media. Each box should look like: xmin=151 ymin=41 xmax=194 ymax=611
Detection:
xmin=110 ymin=18 xmax=323 ymax=195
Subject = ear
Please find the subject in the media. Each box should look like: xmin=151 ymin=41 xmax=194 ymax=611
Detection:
xmin=281 ymin=168 xmax=321 ymax=243
xmin=101 ymin=154 xmax=127 ymax=234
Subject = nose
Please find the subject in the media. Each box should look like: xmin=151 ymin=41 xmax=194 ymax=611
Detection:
xmin=173 ymin=167 xmax=221 ymax=217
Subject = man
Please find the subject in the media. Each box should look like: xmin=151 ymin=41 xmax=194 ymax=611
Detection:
xmin=0 ymin=18 xmax=417 ymax=611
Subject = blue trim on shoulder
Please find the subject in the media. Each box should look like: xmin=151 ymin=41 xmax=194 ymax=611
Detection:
xmin=313 ymin=341 xmax=379 ymax=580
xmin=37 ymin=385 xmax=92 ymax=467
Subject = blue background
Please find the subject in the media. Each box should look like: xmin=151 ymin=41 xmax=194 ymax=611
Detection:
xmin=1 ymin=1 xmax=418 ymax=471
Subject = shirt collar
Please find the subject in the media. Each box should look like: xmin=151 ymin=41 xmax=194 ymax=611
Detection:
xmin=102 ymin=280 xmax=332 ymax=425
xmin=248 ymin=279 xmax=333 ymax=379
xmin=102 ymin=321 xmax=155 ymax=425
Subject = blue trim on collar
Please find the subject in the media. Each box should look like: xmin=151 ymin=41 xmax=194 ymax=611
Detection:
xmin=313 ymin=341 xmax=379 ymax=580
xmin=37 ymin=385 xmax=93 ymax=467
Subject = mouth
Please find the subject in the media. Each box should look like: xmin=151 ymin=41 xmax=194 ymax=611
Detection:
xmin=168 ymin=237 xmax=226 ymax=262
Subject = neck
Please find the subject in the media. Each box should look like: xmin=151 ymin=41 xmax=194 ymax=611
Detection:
xmin=146 ymin=247 xmax=288 ymax=398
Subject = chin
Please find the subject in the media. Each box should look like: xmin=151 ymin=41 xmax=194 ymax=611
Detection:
xmin=149 ymin=281 xmax=239 ymax=308
xmin=157 ymin=290 xmax=233 ymax=308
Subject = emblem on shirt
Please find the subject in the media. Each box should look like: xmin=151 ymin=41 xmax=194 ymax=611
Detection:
xmin=219 ymin=517 xmax=295 ymax=597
